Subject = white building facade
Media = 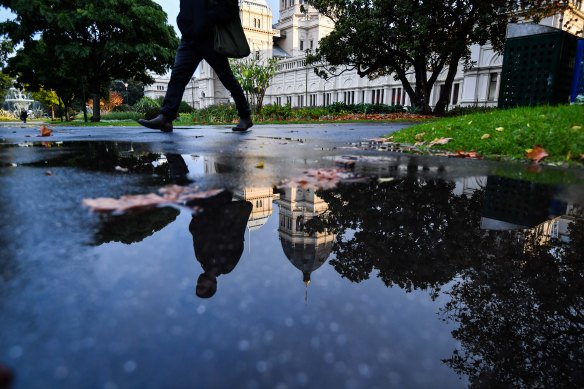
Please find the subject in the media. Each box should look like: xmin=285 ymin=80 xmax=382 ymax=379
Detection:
xmin=145 ymin=1 xmax=584 ymax=110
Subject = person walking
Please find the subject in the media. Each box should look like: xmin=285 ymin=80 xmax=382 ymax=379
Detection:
xmin=138 ymin=0 xmax=253 ymax=133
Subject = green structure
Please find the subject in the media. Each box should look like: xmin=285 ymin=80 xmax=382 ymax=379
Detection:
xmin=498 ymin=24 xmax=579 ymax=108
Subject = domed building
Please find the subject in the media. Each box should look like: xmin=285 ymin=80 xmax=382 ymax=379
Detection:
xmin=277 ymin=186 xmax=334 ymax=285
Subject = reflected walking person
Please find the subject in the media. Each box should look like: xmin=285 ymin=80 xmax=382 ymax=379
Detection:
xmin=138 ymin=0 xmax=253 ymax=133
xmin=189 ymin=191 xmax=252 ymax=298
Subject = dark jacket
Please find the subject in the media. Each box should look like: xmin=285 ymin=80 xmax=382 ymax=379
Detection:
xmin=177 ymin=0 xmax=239 ymax=40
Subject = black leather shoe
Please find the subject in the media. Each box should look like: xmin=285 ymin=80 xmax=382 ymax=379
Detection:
xmin=232 ymin=116 xmax=253 ymax=132
xmin=137 ymin=114 xmax=173 ymax=132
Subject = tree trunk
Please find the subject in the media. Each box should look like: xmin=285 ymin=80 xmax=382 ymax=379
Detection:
xmin=91 ymin=93 xmax=101 ymax=122
xmin=433 ymin=51 xmax=464 ymax=116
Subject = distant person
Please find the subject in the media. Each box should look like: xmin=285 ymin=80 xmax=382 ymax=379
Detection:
xmin=189 ymin=191 xmax=252 ymax=298
xmin=138 ymin=0 xmax=253 ymax=133
xmin=19 ymin=110 xmax=27 ymax=124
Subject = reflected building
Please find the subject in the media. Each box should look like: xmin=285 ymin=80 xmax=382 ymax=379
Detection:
xmin=276 ymin=186 xmax=334 ymax=285
xmin=234 ymin=187 xmax=276 ymax=231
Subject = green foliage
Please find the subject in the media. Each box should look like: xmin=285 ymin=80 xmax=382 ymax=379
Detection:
xmin=1 ymin=0 xmax=179 ymax=121
xmin=260 ymin=103 xmax=293 ymax=120
xmin=230 ymin=55 xmax=279 ymax=114
xmin=392 ymin=104 xmax=584 ymax=162
xmin=190 ymin=104 xmax=238 ymax=123
xmin=0 ymin=72 xmax=12 ymax=104
xmin=133 ymin=96 xmax=160 ymax=113
xmin=306 ymin=0 xmax=562 ymax=115
xmin=178 ymin=101 xmax=194 ymax=114
xmin=110 ymin=79 xmax=144 ymax=106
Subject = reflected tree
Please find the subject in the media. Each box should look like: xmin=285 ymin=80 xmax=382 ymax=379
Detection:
xmin=306 ymin=179 xmax=486 ymax=296
xmin=442 ymin=210 xmax=584 ymax=388
xmin=92 ymin=207 xmax=180 ymax=246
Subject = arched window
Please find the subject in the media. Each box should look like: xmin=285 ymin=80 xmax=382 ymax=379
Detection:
xmin=296 ymin=216 xmax=304 ymax=232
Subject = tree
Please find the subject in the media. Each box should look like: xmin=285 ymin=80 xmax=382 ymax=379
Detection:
xmin=306 ymin=0 xmax=569 ymax=115
xmin=230 ymin=55 xmax=278 ymax=115
xmin=31 ymin=87 xmax=60 ymax=120
xmin=0 ymin=0 xmax=179 ymax=121
xmin=110 ymin=79 xmax=144 ymax=106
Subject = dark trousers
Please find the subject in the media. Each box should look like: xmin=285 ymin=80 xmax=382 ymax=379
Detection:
xmin=160 ymin=39 xmax=251 ymax=119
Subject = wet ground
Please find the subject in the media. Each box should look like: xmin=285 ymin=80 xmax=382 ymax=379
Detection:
xmin=0 ymin=123 xmax=583 ymax=388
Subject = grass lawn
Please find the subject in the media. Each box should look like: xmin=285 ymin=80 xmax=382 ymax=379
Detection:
xmin=390 ymin=105 xmax=584 ymax=163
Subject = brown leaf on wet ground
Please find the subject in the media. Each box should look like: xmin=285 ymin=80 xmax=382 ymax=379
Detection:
xmin=526 ymin=146 xmax=549 ymax=163
xmin=39 ymin=125 xmax=52 ymax=137
xmin=83 ymin=186 xmax=225 ymax=214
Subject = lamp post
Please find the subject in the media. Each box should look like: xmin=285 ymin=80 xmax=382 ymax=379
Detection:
xmin=123 ymin=82 xmax=129 ymax=105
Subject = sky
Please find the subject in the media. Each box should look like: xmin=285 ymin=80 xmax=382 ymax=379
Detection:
xmin=1 ymin=0 xmax=281 ymax=36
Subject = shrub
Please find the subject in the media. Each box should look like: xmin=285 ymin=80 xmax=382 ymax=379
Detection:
xmin=134 ymin=96 xmax=160 ymax=113
xmin=260 ymin=103 xmax=293 ymax=120
xmin=112 ymin=104 xmax=132 ymax=112
xmin=191 ymin=104 xmax=237 ymax=123
xmin=178 ymin=101 xmax=194 ymax=114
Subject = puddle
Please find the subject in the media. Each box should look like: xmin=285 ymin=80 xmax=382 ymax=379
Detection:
xmin=0 ymin=140 xmax=582 ymax=388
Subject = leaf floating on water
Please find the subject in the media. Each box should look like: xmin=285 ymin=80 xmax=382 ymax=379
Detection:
xmin=525 ymin=145 xmax=549 ymax=163
xmin=39 ymin=125 xmax=53 ymax=137
xmin=280 ymin=168 xmax=367 ymax=191
xmin=481 ymin=134 xmax=490 ymax=140
xmin=115 ymin=166 xmax=129 ymax=173
xmin=83 ymin=186 xmax=225 ymax=214
xmin=428 ymin=137 xmax=452 ymax=147
xmin=44 ymin=170 xmax=53 ymax=176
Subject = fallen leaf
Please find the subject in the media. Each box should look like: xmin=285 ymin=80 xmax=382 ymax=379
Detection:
xmin=39 ymin=125 xmax=52 ymax=137
xmin=495 ymin=127 xmax=504 ymax=132
xmin=572 ymin=125 xmax=582 ymax=130
xmin=115 ymin=166 xmax=129 ymax=172
xmin=526 ymin=145 xmax=549 ymax=163
xmin=448 ymin=150 xmax=481 ymax=159
xmin=279 ymin=168 xmax=367 ymax=190
xmin=414 ymin=141 xmax=426 ymax=147
xmin=44 ymin=170 xmax=53 ymax=176
xmin=255 ymin=162 xmax=265 ymax=169
xmin=83 ymin=186 xmax=225 ymax=214
xmin=481 ymin=134 xmax=490 ymax=140
xmin=467 ymin=121 xmax=472 ymax=125
xmin=428 ymin=137 xmax=452 ymax=147
xmin=414 ymin=132 xmax=426 ymax=141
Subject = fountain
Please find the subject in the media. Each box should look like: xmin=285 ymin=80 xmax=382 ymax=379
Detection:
xmin=3 ymin=87 xmax=35 ymax=117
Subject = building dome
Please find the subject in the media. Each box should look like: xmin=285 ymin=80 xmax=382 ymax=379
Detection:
xmin=280 ymin=238 xmax=334 ymax=284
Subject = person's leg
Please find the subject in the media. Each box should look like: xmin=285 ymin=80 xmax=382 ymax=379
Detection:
xmin=204 ymin=50 xmax=252 ymax=120
xmin=160 ymin=40 xmax=203 ymax=119
xmin=138 ymin=40 xmax=202 ymax=132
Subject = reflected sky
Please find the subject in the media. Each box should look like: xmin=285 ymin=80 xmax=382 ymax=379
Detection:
xmin=0 ymin=141 xmax=582 ymax=388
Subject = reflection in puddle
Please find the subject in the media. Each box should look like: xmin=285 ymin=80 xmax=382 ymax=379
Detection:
xmin=2 ymin=141 xmax=583 ymax=388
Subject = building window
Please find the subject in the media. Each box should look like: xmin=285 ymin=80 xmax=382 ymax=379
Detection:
xmin=297 ymin=95 xmax=304 ymax=107
xmin=451 ymin=83 xmax=460 ymax=105
xmin=487 ymin=73 xmax=498 ymax=101
xmin=299 ymin=40 xmax=304 ymax=51
xmin=310 ymin=40 xmax=314 ymax=49
xmin=286 ymin=96 xmax=292 ymax=105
